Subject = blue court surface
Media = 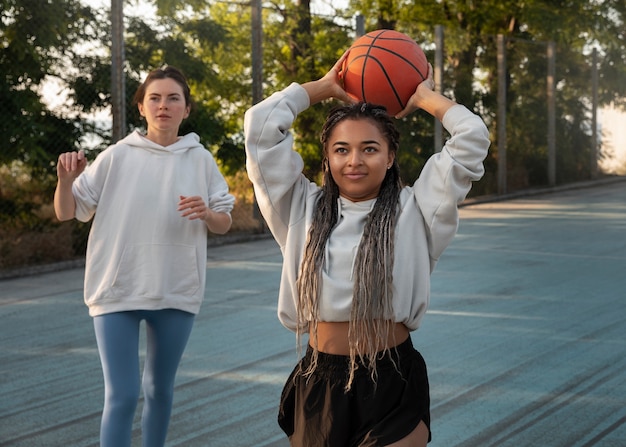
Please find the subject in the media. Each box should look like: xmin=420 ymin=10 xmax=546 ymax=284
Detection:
xmin=1 ymin=178 xmax=625 ymax=446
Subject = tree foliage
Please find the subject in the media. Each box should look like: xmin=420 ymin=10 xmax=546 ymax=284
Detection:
xmin=347 ymin=0 xmax=625 ymax=190
xmin=1 ymin=0 xmax=624 ymax=190
xmin=0 ymin=0 xmax=102 ymax=172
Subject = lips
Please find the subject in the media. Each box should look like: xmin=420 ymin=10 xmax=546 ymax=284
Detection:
xmin=344 ymin=172 xmax=366 ymax=180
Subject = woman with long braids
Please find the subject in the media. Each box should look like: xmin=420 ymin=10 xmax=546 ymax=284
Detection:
xmin=244 ymin=53 xmax=489 ymax=446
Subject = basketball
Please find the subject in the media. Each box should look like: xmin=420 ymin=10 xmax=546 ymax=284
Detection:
xmin=342 ymin=29 xmax=429 ymax=116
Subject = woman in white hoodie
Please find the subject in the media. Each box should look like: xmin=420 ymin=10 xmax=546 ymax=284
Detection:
xmin=244 ymin=53 xmax=490 ymax=446
xmin=54 ymin=66 xmax=234 ymax=447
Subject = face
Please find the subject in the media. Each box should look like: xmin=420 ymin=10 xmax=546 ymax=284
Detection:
xmin=326 ymin=118 xmax=395 ymax=202
xmin=137 ymin=78 xmax=190 ymax=137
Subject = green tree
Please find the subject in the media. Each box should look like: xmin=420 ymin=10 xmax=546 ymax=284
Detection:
xmin=0 ymin=0 xmax=103 ymax=172
xmin=347 ymin=0 xmax=626 ymax=191
xmin=261 ymin=1 xmax=353 ymax=180
xmin=150 ymin=0 xmax=354 ymax=179
xmin=122 ymin=9 xmax=236 ymax=169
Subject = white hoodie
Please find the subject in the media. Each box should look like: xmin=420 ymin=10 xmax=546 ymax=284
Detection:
xmin=244 ymin=83 xmax=490 ymax=332
xmin=72 ymin=130 xmax=235 ymax=316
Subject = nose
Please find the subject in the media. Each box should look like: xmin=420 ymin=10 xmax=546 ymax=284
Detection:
xmin=348 ymin=151 xmax=362 ymax=166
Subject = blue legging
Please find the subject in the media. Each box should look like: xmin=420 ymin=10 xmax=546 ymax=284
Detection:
xmin=93 ymin=309 xmax=195 ymax=447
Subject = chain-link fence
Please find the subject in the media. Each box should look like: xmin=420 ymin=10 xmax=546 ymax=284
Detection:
xmin=1 ymin=1 xmax=621 ymax=274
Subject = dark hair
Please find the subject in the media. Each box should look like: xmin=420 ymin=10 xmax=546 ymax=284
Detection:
xmin=320 ymin=102 xmax=400 ymax=157
xmin=296 ymin=102 xmax=403 ymax=390
xmin=132 ymin=65 xmax=192 ymax=108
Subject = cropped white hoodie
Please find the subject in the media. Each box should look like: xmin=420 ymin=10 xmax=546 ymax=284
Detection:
xmin=72 ymin=130 xmax=235 ymax=317
xmin=244 ymin=83 xmax=490 ymax=333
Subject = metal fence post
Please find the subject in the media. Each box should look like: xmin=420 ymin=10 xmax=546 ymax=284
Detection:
xmin=356 ymin=14 xmax=365 ymax=37
xmin=591 ymin=48 xmax=598 ymax=178
xmin=497 ymin=34 xmax=507 ymax=195
xmin=547 ymin=41 xmax=556 ymax=186
xmin=434 ymin=25 xmax=444 ymax=153
xmin=251 ymin=0 xmax=263 ymax=105
xmin=111 ymin=0 xmax=126 ymax=143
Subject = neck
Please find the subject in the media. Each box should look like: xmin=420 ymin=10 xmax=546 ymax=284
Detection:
xmin=145 ymin=129 xmax=179 ymax=147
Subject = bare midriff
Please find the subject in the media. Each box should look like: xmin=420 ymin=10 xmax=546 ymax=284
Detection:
xmin=311 ymin=321 xmax=409 ymax=355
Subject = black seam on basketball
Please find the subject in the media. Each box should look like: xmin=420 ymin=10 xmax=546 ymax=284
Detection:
xmin=347 ymin=30 xmax=428 ymax=110
xmin=361 ymin=41 xmax=377 ymax=103
xmin=349 ymin=44 xmax=427 ymax=81
xmin=362 ymin=55 xmax=404 ymax=110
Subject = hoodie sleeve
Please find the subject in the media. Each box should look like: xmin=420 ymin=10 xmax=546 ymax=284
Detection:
xmin=415 ymin=104 xmax=490 ymax=265
xmin=72 ymin=146 xmax=115 ymax=222
xmin=243 ymin=83 xmax=314 ymax=245
xmin=205 ymin=154 xmax=235 ymax=214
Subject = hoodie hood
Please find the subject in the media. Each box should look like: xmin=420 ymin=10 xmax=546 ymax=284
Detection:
xmin=119 ymin=130 xmax=202 ymax=155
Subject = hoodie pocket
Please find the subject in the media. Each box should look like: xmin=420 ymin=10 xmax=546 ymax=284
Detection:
xmin=111 ymin=244 xmax=200 ymax=299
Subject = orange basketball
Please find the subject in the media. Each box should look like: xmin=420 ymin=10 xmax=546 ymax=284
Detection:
xmin=342 ymin=29 xmax=428 ymax=116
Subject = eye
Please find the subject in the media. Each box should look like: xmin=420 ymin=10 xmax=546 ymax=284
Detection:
xmin=334 ymin=146 xmax=348 ymax=154
xmin=364 ymin=146 xmax=378 ymax=153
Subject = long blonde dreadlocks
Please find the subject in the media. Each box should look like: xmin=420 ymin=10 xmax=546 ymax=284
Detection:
xmin=296 ymin=103 xmax=403 ymax=391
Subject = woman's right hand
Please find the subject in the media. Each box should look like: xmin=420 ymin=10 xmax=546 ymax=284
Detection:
xmin=302 ymin=51 xmax=357 ymax=106
xmin=57 ymin=150 xmax=87 ymax=181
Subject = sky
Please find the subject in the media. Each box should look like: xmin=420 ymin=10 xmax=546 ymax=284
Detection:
xmin=598 ymin=104 xmax=626 ymax=174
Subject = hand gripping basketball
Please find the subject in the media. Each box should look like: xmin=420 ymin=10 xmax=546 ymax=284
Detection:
xmin=341 ymin=30 xmax=429 ymax=116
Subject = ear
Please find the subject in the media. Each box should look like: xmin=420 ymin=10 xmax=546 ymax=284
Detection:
xmin=387 ymin=152 xmax=396 ymax=168
xmin=183 ymin=105 xmax=191 ymax=119
xmin=137 ymin=103 xmax=145 ymax=117
xmin=322 ymin=157 xmax=329 ymax=172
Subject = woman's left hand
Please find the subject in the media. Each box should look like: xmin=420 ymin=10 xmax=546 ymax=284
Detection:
xmin=395 ymin=63 xmax=455 ymax=121
xmin=178 ymin=195 xmax=232 ymax=234
xmin=178 ymin=195 xmax=209 ymax=221
xmin=395 ymin=63 xmax=436 ymax=119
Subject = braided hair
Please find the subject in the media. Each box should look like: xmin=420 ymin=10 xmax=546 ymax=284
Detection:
xmin=296 ymin=103 xmax=403 ymax=390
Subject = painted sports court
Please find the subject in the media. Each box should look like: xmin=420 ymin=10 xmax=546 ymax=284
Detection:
xmin=2 ymin=178 xmax=625 ymax=446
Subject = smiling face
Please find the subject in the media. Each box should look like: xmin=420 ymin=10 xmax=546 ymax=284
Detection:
xmin=137 ymin=77 xmax=190 ymax=145
xmin=326 ymin=118 xmax=395 ymax=202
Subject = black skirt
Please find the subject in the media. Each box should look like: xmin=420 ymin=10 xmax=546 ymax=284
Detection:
xmin=278 ymin=336 xmax=431 ymax=446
